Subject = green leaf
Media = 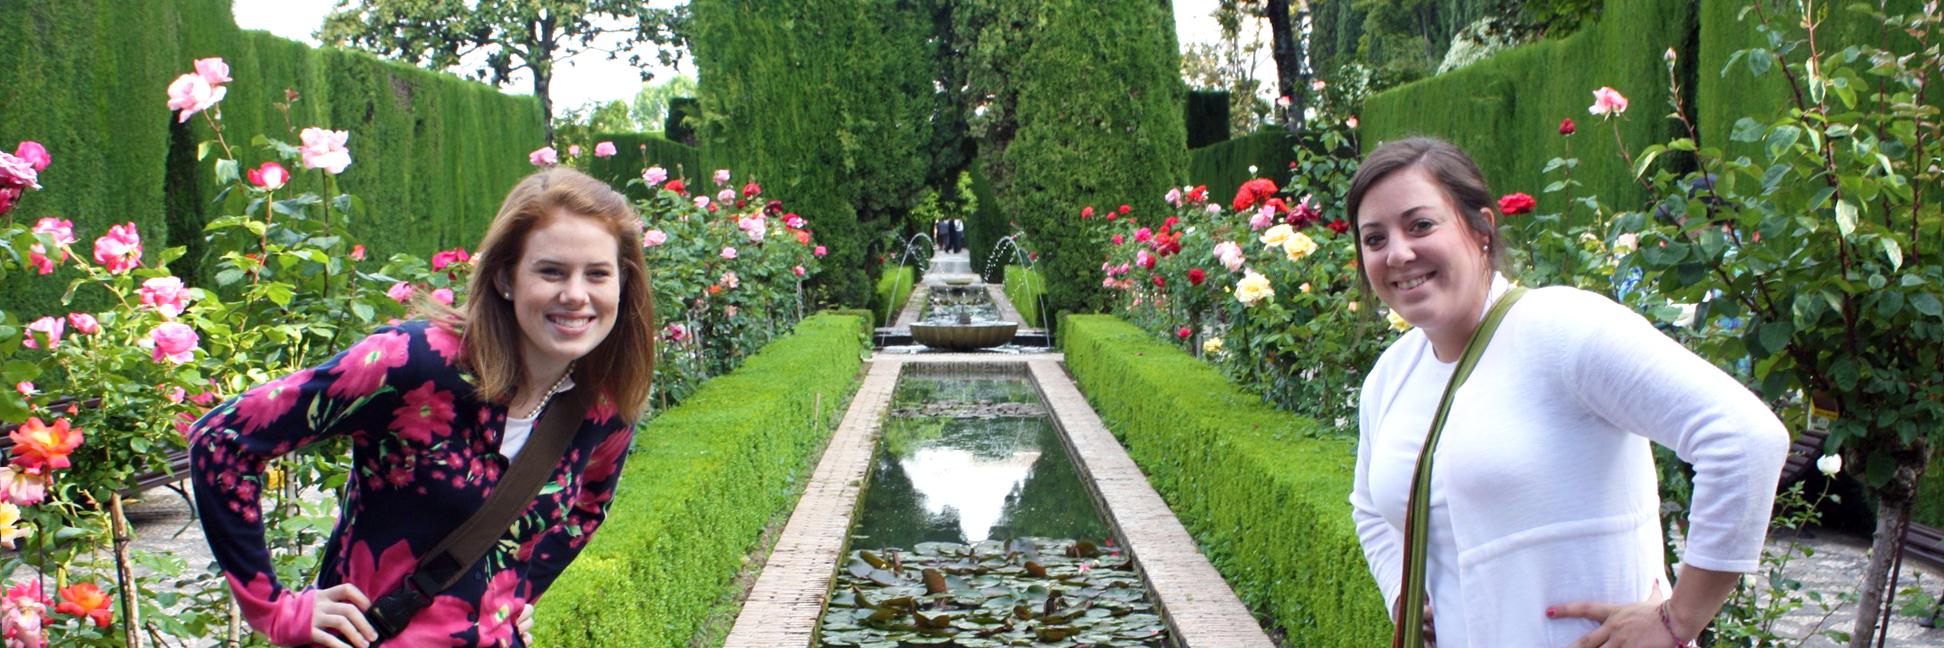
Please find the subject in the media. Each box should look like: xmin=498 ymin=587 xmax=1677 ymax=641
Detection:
xmin=1730 ymin=118 xmax=1766 ymax=143
xmin=1912 ymin=293 xmax=1943 ymax=317
xmin=1749 ymin=49 xmax=1773 ymax=76
xmin=216 ymin=269 xmax=247 ymax=287
xmin=1766 ymin=125 xmax=1801 ymax=159
xmin=1758 ymin=321 xmax=1793 ymax=353
xmin=1835 ymin=200 xmax=1858 ymax=237
xmin=1881 ymin=238 xmax=1903 ymax=270
xmin=214 ymin=158 xmax=240 ymax=185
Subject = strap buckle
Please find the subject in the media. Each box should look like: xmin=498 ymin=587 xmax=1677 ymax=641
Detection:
xmin=366 ymin=571 xmax=441 ymax=639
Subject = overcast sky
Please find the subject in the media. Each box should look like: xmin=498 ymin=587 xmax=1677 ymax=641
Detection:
xmin=229 ymin=0 xmax=1272 ymax=116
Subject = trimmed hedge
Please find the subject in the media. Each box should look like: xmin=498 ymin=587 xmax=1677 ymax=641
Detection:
xmin=1060 ymin=315 xmax=1387 ymax=645
xmin=585 ymin=133 xmax=704 ymax=202
xmin=1003 ymin=265 xmax=1046 ymax=330
xmin=1185 ymin=90 xmax=1232 ymax=148
xmin=1187 ymin=130 xmax=1302 ymax=208
xmin=690 ymin=0 xmax=942 ymax=307
xmin=536 ymin=312 xmax=868 ymax=648
xmin=872 ymin=266 xmax=916 ymax=328
xmin=0 ymin=0 xmax=543 ymax=316
xmin=1360 ymin=0 xmax=1693 ymax=217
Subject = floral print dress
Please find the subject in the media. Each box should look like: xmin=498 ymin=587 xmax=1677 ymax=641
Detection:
xmin=189 ymin=321 xmax=635 ymax=648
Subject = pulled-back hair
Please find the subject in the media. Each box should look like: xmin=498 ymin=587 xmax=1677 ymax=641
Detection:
xmin=1345 ymin=137 xmax=1505 ymax=280
xmin=424 ymin=167 xmax=655 ymax=421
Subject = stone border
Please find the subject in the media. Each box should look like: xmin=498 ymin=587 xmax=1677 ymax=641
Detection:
xmin=1028 ymin=360 xmax=1277 ymax=648
xmin=720 ymin=358 xmax=905 ymax=648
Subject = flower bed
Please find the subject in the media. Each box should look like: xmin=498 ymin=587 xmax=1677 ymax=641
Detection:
xmin=1060 ymin=314 xmax=1387 ymax=646
xmin=533 ymin=312 xmax=868 ymax=647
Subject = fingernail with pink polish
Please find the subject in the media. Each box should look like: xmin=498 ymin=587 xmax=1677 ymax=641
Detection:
xmin=1545 ymin=607 xmax=1556 ymax=618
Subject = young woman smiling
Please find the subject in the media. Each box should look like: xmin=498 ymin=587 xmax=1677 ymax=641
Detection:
xmin=1345 ymin=138 xmax=1788 ymax=648
xmin=189 ymin=167 xmax=655 ymax=648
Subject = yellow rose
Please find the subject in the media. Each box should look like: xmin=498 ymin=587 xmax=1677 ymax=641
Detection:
xmin=1299 ymin=282 xmax=1312 ymax=293
xmin=1282 ymin=231 xmax=1318 ymax=261
xmin=1259 ymin=224 xmax=1293 ymax=248
xmin=1234 ymin=270 xmax=1275 ymax=306
xmin=0 ymin=502 xmax=29 ymax=550
xmin=1347 ymin=301 xmax=1360 ymax=312
xmin=1203 ymin=337 xmax=1224 ymax=355
xmin=1386 ymin=309 xmax=1411 ymax=331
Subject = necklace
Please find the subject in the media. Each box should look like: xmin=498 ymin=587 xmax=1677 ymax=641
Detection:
xmin=523 ymin=361 xmax=576 ymax=419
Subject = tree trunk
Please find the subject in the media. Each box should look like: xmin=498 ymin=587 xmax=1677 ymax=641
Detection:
xmin=1264 ymin=0 xmax=1299 ymax=127
xmin=1850 ymin=447 xmax=1928 ymax=648
xmin=534 ymin=13 xmax=558 ymax=146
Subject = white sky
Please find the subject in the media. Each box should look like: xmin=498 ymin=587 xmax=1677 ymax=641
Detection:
xmin=231 ymin=0 xmax=1270 ymax=117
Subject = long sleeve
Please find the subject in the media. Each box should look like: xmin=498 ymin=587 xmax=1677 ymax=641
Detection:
xmin=524 ymin=414 xmax=635 ymax=601
xmin=1553 ymin=291 xmax=1789 ymax=573
xmin=1352 ymin=376 xmax=1404 ymax=617
xmin=187 ymin=327 xmax=418 ymax=646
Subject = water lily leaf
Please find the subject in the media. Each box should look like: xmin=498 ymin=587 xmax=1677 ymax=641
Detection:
xmin=868 ymin=569 xmax=904 ymax=586
xmin=866 ymin=608 xmax=900 ymax=622
xmin=1024 ymin=561 xmax=1047 ymax=578
xmin=848 ymin=559 xmax=873 ymax=580
xmin=1069 ymin=541 xmax=1100 ymax=558
xmin=861 ymin=550 xmax=889 ymax=569
xmin=923 ymin=568 xmax=948 ymax=595
xmin=1034 ymin=627 xmax=1070 ymax=641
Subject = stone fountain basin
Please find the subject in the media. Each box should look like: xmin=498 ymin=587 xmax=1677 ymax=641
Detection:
xmin=909 ymin=322 xmax=1019 ymax=350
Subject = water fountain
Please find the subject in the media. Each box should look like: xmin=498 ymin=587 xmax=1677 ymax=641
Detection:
xmin=979 ymin=234 xmax=1049 ymax=332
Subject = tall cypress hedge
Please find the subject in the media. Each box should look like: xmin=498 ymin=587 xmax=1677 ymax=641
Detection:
xmin=1360 ymin=0 xmax=1696 ymax=220
xmin=1 ymin=0 xmax=542 ymax=315
xmin=688 ymin=0 xmax=940 ymax=307
xmin=957 ymin=0 xmax=1188 ymax=318
xmin=585 ymin=133 xmax=703 ymax=202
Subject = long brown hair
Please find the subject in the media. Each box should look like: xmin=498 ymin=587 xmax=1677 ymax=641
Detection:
xmin=425 ymin=167 xmax=655 ymax=421
xmin=1344 ymin=137 xmax=1505 ymax=292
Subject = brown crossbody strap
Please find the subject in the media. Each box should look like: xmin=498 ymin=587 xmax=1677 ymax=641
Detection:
xmin=365 ymin=387 xmax=594 ymax=639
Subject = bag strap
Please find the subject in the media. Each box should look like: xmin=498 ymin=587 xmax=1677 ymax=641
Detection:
xmin=366 ymin=387 xmax=594 ymax=639
xmin=1392 ymin=286 xmax=1528 ymax=648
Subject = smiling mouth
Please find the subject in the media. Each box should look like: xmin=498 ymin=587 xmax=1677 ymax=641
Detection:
xmin=1394 ymin=273 xmax=1434 ymax=291
xmin=548 ymin=314 xmax=594 ymax=328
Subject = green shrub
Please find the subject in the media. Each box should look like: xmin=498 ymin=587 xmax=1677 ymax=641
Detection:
xmin=1059 ymin=315 xmax=1388 ymax=645
xmin=872 ymin=266 xmax=916 ymax=328
xmin=536 ymin=313 xmax=868 ymax=648
xmin=1185 ymin=90 xmax=1232 ymax=148
xmin=1003 ymin=265 xmax=1046 ymax=330
xmin=1187 ymin=130 xmax=1302 ymax=209
xmin=585 ymin=133 xmax=704 ymax=202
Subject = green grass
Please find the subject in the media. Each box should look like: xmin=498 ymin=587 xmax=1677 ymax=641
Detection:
xmin=536 ymin=313 xmax=868 ymax=648
xmin=1060 ymin=314 xmax=1388 ymax=646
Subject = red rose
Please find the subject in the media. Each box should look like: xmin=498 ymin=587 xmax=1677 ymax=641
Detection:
xmin=1164 ymin=216 xmax=1179 ymax=228
xmin=1232 ymin=178 xmax=1279 ymax=212
xmin=1176 ymin=327 xmax=1192 ymax=339
xmin=1151 ymin=274 xmax=1165 ymax=288
xmin=1326 ymin=219 xmax=1351 ymax=235
xmin=1118 ymin=204 xmax=1131 ymax=215
xmin=1498 ymin=193 xmax=1536 ymax=216
xmin=1081 ymin=206 xmax=1094 ymax=219
xmin=1187 ymin=185 xmax=1207 ymax=203
xmin=1188 ymin=269 xmax=1205 ymax=285
xmin=664 ymin=179 xmax=686 ymax=194
xmin=1559 ymin=118 xmax=1576 ymax=135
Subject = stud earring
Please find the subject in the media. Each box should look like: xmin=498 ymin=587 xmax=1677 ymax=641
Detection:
xmin=503 ymin=292 xmax=512 ymax=300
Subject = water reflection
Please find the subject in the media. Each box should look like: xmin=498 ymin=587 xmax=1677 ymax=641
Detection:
xmin=851 ymin=376 xmax=1113 ymax=551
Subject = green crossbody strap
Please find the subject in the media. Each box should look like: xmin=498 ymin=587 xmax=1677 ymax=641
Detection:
xmin=1392 ymin=286 xmax=1529 ymax=648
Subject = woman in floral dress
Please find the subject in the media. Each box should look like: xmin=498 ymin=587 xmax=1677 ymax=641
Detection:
xmin=189 ymin=167 xmax=656 ymax=648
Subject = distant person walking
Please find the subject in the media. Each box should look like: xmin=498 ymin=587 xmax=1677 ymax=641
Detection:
xmin=949 ymin=217 xmax=966 ymax=253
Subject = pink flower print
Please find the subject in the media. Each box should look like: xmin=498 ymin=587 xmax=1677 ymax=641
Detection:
xmin=224 ymin=572 xmax=315 ymax=647
xmin=326 ymin=331 xmax=410 ymax=400
xmin=582 ymin=431 xmax=631 ymax=484
xmin=390 ymin=383 xmax=455 ymax=445
xmin=343 ymin=540 xmax=418 ymax=608
xmin=477 ymin=571 xmax=526 ymax=645
xmin=424 ymin=325 xmax=464 ymax=364
xmin=232 ymin=370 xmax=312 ymax=434
xmin=92 ymin=222 xmax=142 ymax=274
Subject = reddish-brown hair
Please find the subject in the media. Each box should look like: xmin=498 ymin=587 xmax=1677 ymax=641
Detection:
xmin=425 ymin=167 xmax=654 ymax=421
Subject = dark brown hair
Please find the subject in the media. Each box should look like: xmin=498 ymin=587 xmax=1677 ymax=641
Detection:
xmin=1344 ymin=137 xmax=1505 ymax=280
xmin=426 ymin=167 xmax=655 ymax=421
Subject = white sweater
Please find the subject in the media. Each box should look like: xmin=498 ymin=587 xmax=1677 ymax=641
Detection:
xmin=1351 ymin=277 xmax=1790 ymax=647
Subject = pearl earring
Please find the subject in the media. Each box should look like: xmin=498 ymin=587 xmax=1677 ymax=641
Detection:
xmin=503 ymin=292 xmax=512 ymax=300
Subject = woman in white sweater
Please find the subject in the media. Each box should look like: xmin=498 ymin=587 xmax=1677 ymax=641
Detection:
xmin=1346 ymin=138 xmax=1789 ymax=648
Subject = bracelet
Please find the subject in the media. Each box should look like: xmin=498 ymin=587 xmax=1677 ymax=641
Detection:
xmin=1659 ymin=601 xmax=1699 ymax=648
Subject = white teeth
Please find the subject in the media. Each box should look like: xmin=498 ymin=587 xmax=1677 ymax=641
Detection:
xmin=549 ymin=316 xmax=592 ymax=327
xmin=1397 ymin=275 xmax=1431 ymax=290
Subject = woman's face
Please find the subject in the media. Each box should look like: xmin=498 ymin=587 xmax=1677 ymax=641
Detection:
xmin=1356 ymin=167 xmax=1495 ymax=343
xmin=504 ymin=211 xmax=621 ymax=380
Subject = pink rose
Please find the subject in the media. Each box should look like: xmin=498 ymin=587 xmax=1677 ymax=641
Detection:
xmin=568 ymin=145 xmax=582 ymax=157
xmin=431 ymin=248 xmax=471 ymax=271
xmin=1112 ymin=234 xmax=1123 ymax=245
xmin=594 ymin=141 xmax=617 ymax=157
xmin=643 ymin=229 xmax=668 ymax=247
xmin=431 ymin=288 xmax=455 ymax=306
xmin=785 ymin=214 xmax=806 ymax=228
xmin=9 ymin=383 xmax=24 ymax=397
xmin=386 ymin=282 xmax=416 ymax=303
xmin=1134 ymin=228 xmax=1152 ymax=243
xmin=298 ymin=128 xmax=353 ymax=174
xmin=1249 ymin=210 xmax=1273 ymax=230
xmin=139 ymin=276 xmax=193 ymax=318
xmin=742 ymin=182 xmax=761 ymax=197
xmin=92 ymin=222 xmax=142 ymax=273
xmin=149 ymin=322 xmax=199 ymax=364
xmin=194 ymin=57 xmax=232 ymax=85
xmin=529 ymin=146 xmax=558 ymax=167
xmin=720 ymin=247 xmax=738 ymax=259
xmin=351 ymin=244 xmax=366 ymax=261
xmin=694 ymin=196 xmax=711 ymax=209
xmin=719 ymin=271 xmax=740 ymax=289
xmin=165 ymin=73 xmax=226 ymax=123
xmin=717 ymin=188 xmax=736 ymax=204
xmin=23 ymin=317 xmax=63 ymax=350
xmin=1164 ymin=188 xmax=1182 ymax=206
xmin=713 ymin=169 xmax=731 ymax=185
xmin=0 ymin=465 xmax=47 ymax=506
xmin=0 ymin=152 xmax=41 ymax=191
xmin=1588 ymin=87 xmax=1629 ymax=117
xmin=813 ymin=245 xmax=827 ymax=258
xmin=724 ymin=305 xmax=738 ymax=318
xmin=66 ymin=313 xmax=99 ymax=335
xmin=643 ymin=166 xmax=668 ymax=186
xmin=0 ymin=189 xmax=20 ymax=217
xmin=13 ymin=142 xmax=50 ymax=172
xmin=792 ymin=265 xmax=806 ymax=277
xmin=1346 ymin=116 xmax=1359 ymax=129
xmin=28 ymin=218 xmax=75 ymax=274
xmin=246 ymin=162 xmax=289 ymax=190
